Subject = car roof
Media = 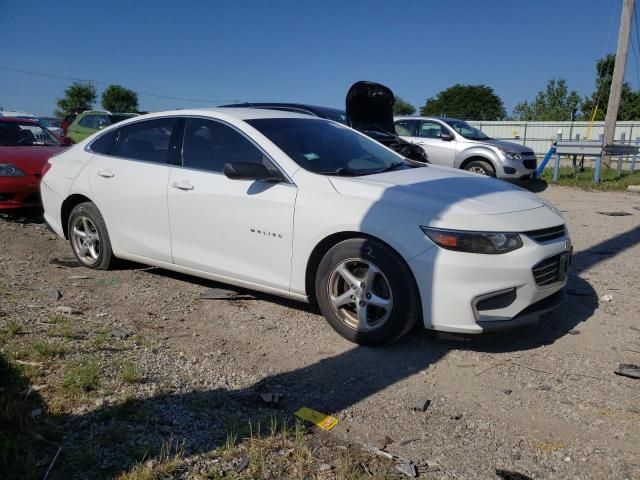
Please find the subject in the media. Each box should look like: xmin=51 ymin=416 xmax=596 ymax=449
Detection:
xmin=394 ymin=115 xmax=461 ymax=122
xmin=142 ymin=108 xmax=324 ymax=121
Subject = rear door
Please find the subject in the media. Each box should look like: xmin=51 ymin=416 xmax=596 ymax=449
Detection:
xmin=88 ymin=117 xmax=178 ymax=262
xmin=167 ymin=117 xmax=296 ymax=291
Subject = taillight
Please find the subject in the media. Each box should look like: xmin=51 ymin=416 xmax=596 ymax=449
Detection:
xmin=41 ymin=161 xmax=52 ymax=177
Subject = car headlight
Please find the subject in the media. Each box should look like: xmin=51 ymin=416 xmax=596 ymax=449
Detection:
xmin=421 ymin=227 xmax=523 ymax=254
xmin=502 ymin=151 xmax=521 ymax=160
xmin=0 ymin=164 xmax=25 ymax=177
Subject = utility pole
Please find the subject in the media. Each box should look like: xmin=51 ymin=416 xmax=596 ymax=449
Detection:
xmin=603 ymin=0 xmax=635 ymax=166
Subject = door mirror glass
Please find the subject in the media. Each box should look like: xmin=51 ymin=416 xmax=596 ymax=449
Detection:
xmin=440 ymin=131 xmax=454 ymax=142
xmin=223 ymin=162 xmax=283 ymax=182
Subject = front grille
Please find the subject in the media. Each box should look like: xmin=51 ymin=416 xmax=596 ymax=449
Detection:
xmin=523 ymin=159 xmax=537 ymax=169
xmin=524 ymin=225 xmax=565 ymax=243
xmin=532 ymin=254 xmax=563 ymax=286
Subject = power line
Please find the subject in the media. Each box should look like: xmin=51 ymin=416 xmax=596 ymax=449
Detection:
xmin=0 ymin=65 xmax=239 ymax=104
xmin=633 ymin=2 xmax=640 ymax=89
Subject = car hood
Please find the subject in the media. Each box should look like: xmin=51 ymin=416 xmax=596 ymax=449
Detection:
xmin=0 ymin=146 xmax=67 ymax=175
xmin=346 ymin=81 xmax=396 ymax=135
xmin=471 ymin=138 xmax=534 ymax=154
xmin=329 ymin=165 xmax=546 ymax=219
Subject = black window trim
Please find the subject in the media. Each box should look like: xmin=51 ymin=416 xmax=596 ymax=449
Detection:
xmin=86 ymin=116 xmax=181 ymax=166
xmin=175 ymin=115 xmax=294 ymax=184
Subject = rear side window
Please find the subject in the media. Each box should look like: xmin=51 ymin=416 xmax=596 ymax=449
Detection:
xmin=78 ymin=114 xmax=110 ymax=129
xmin=89 ymin=129 xmax=118 ymax=155
xmin=181 ymin=118 xmax=267 ymax=173
xmin=115 ymin=118 xmax=176 ymax=163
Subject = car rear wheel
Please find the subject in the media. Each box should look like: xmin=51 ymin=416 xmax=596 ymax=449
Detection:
xmin=315 ymin=237 xmax=420 ymax=345
xmin=464 ymin=159 xmax=495 ymax=177
xmin=68 ymin=202 xmax=115 ymax=270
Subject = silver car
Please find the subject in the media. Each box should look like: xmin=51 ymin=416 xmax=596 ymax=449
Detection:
xmin=394 ymin=116 xmax=537 ymax=179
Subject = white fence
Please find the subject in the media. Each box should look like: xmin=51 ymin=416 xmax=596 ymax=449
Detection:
xmin=467 ymin=121 xmax=640 ymax=156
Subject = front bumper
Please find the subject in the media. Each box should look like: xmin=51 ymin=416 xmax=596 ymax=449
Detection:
xmin=497 ymin=156 xmax=537 ymax=180
xmin=0 ymin=175 xmax=41 ymax=210
xmin=408 ymin=233 xmax=570 ymax=333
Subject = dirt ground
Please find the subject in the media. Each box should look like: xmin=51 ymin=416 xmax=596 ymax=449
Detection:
xmin=1 ymin=184 xmax=640 ymax=479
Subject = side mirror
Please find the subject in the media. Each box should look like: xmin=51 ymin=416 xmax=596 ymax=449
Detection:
xmin=440 ymin=131 xmax=454 ymax=142
xmin=223 ymin=162 xmax=283 ymax=182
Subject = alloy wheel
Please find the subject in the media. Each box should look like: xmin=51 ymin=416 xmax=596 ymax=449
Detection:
xmin=70 ymin=216 xmax=101 ymax=266
xmin=327 ymin=258 xmax=393 ymax=332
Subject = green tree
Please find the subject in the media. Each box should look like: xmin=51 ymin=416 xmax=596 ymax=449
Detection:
xmin=581 ymin=54 xmax=640 ymax=121
xmin=420 ymin=84 xmax=506 ymax=120
xmin=101 ymin=84 xmax=139 ymax=113
xmin=512 ymin=79 xmax=581 ymax=121
xmin=55 ymin=82 xmax=96 ymax=117
xmin=393 ymin=96 xmax=416 ymax=115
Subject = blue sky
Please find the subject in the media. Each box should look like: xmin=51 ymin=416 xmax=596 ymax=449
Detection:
xmin=0 ymin=0 xmax=633 ymax=116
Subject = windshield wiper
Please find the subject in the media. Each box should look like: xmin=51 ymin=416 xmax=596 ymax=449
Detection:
xmin=375 ymin=161 xmax=407 ymax=173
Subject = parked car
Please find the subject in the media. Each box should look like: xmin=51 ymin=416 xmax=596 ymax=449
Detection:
xmin=0 ymin=118 xmax=67 ymax=210
xmin=65 ymin=111 xmax=138 ymax=144
xmin=41 ymin=109 xmax=570 ymax=345
xmin=394 ymin=116 xmax=537 ymax=179
xmin=38 ymin=117 xmax=63 ymax=137
xmin=220 ymin=82 xmax=429 ymax=163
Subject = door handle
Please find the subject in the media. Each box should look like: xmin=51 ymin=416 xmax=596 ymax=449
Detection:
xmin=97 ymin=169 xmax=114 ymax=178
xmin=171 ymin=180 xmax=194 ymax=191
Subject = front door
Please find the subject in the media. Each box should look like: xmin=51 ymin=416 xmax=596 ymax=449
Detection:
xmin=414 ymin=120 xmax=457 ymax=167
xmin=167 ymin=117 xmax=296 ymax=291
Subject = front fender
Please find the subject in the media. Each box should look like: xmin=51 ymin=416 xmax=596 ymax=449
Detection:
xmin=455 ymin=146 xmax=501 ymax=170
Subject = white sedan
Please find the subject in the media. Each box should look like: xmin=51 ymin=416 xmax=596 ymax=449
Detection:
xmin=41 ymin=108 xmax=570 ymax=345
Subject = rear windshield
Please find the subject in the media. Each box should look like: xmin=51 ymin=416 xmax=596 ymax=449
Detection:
xmin=247 ymin=118 xmax=407 ymax=176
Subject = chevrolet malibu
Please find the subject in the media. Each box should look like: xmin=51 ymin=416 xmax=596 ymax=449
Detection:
xmin=40 ymin=109 xmax=571 ymax=345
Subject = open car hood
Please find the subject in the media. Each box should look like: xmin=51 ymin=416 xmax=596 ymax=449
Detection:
xmin=346 ymin=81 xmax=396 ymax=135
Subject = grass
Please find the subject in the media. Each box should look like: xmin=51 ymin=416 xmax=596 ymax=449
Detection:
xmin=540 ymin=166 xmax=640 ymax=190
xmin=119 ymin=360 xmax=144 ymax=384
xmin=31 ymin=340 xmax=66 ymax=359
xmin=4 ymin=319 xmax=22 ymax=337
xmin=116 ymin=438 xmax=185 ymax=480
xmin=61 ymin=358 xmax=101 ymax=394
xmin=46 ymin=317 xmax=82 ymax=340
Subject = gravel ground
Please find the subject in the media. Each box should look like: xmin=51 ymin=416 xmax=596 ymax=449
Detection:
xmin=1 ymin=184 xmax=639 ymax=479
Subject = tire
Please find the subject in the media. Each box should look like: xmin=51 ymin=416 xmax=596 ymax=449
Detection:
xmin=68 ymin=202 xmax=115 ymax=270
xmin=315 ymin=237 xmax=420 ymax=346
xmin=464 ymin=159 xmax=495 ymax=177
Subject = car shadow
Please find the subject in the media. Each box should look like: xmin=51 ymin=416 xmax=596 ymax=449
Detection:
xmin=6 ymin=178 xmax=640 ymax=479
xmin=515 ymin=178 xmax=548 ymax=193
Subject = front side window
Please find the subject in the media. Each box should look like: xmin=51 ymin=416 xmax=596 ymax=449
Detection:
xmin=181 ymin=118 xmax=268 ymax=173
xmin=443 ymin=119 xmax=490 ymax=140
xmin=114 ymin=118 xmax=176 ymax=163
xmin=395 ymin=120 xmax=418 ymax=136
xmin=419 ymin=121 xmax=444 ymax=139
xmin=0 ymin=121 xmax=61 ymax=146
xmin=247 ymin=118 xmax=408 ymax=176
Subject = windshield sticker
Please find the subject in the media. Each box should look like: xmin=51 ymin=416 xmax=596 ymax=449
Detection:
xmin=303 ymin=152 xmax=320 ymax=161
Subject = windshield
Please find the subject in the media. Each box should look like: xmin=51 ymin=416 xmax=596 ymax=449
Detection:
xmin=443 ymin=119 xmax=490 ymax=140
xmin=0 ymin=121 xmax=61 ymax=146
xmin=247 ymin=118 xmax=408 ymax=175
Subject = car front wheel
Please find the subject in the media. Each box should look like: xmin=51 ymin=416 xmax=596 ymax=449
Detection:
xmin=315 ymin=237 xmax=420 ymax=345
xmin=464 ymin=159 xmax=495 ymax=177
xmin=68 ymin=202 xmax=115 ymax=270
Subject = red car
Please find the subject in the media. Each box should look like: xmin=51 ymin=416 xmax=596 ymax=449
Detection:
xmin=0 ymin=118 xmax=68 ymax=210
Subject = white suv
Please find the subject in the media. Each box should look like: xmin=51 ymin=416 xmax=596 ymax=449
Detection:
xmin=41 ymin=108 xmax=570 ymax=345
